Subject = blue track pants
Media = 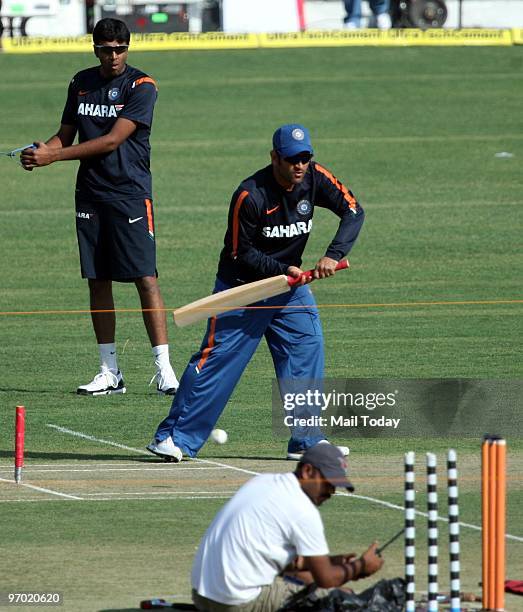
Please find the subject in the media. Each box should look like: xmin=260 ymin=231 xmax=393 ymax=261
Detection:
xmin=154 ymin=278 xmax=326 ymax=457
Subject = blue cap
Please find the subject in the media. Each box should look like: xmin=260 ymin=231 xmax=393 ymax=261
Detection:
xmin=272 ymin=124 xmax=313 ymax=158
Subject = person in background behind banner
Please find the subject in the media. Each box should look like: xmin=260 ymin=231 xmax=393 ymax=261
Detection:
xmin=21 ymin=18 xmax=179 ymax=397
xmin=343 ymin=0 xmax=392 ymax=29
xmin=0 ymin=0 xmax=3 ymax=51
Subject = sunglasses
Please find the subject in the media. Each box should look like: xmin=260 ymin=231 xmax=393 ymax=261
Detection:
xmin=94 ymin=44 xmax=129 ymax=54
xmin=284 ymin=152 xmax=313 ymax=165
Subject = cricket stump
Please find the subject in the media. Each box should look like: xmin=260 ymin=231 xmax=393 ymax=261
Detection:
xmin=15 ymin=405 xmax=25 ymax=483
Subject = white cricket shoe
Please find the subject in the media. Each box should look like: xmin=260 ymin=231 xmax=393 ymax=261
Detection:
xmin=286 ymin=439 xmax=350 ymax=461
xmin=77 ymin=370 xmax=126 ymax=396
xmin=146 ymin=436 xmax=183 ymax=462
xmin=150 ymin=367 xmax=179 ymax=396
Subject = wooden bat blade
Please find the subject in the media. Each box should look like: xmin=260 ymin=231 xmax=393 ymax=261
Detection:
xmin=173 ymin=260 xmax=350 ymax=328
xmin=173 ymin=275 xmax=290 ymax=327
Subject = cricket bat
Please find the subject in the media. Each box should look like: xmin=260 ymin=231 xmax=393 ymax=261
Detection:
xmin=173 ymin=260 xmax=349 ymax=327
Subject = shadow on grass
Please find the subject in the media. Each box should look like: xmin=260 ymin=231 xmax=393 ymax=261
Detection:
xmin=0 ymin=387 xmax=75 ymax=394
xmin=0 ymin=450 xmax=155 ymax=462
xmin=0 ymin=449 xmax=288 ymax=463
xmin=0 ymin=387 xmax=167 ymax=397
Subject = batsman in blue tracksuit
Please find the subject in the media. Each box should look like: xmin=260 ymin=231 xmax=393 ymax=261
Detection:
xmin=147 ymin=124 xmax=365 ymax=462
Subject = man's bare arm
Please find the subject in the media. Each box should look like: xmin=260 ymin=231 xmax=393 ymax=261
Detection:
xmin=304 ymin=543 xmax=384 ymax=588
xmin=45 ymin=124 xmax=77 ymax=149
xmin=21 ymin=118 xmax=137 ymax=169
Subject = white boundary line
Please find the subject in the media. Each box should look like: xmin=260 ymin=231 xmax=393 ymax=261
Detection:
xmin=0 ymin=462 xmax=159 ymax=468
xmin=46 ymin=424 xmax=260 ymax=476
xmin=336 ymin=492 xmax=523 ymax=543
xmin=0 ymin=476 xmax=83 ymax=500
xmin=40 ymin=423 xmax=523 ymax=543
xmin=47 ymin=424 xmax=149 ymax=454
xmin=192 ymin=457 xmax=259 ymax=476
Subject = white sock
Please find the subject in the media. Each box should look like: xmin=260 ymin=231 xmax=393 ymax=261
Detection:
xmin=152 ymin=344 xmax=171 ymax=371
xmin=99 ymin=343 xmax=118 ymax=373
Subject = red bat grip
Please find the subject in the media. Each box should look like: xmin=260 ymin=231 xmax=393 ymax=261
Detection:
xmin=287 ymin=259 xmax=349 ymax=287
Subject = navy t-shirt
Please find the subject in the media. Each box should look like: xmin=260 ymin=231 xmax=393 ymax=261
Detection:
xmin=217 ymin=162 xmax=365 ymax=285
xmin=61 ymin=64 xmax=157 ymax=201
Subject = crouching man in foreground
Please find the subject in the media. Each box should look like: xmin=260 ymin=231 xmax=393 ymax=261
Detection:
xmin=191 ymin=444 xmax=384 ymax=611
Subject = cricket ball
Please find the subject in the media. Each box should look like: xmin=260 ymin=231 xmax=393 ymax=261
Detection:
xmin=210 ymin=428 xmax=228 ymax=444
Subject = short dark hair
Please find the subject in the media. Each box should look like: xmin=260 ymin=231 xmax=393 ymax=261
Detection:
xmin=93 ymin=18 xmax=130 ymax=45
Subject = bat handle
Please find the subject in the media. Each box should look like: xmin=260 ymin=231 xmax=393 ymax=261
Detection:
xmin=287 ymin=259 xmax=349 ymax=287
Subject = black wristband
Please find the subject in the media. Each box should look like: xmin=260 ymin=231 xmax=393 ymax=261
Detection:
xmin=347 ymin=557 xmax=366 ymax=580
xmin=341 ymin=563 xmax=350 ymax=585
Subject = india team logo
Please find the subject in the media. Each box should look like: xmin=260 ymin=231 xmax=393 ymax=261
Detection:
xmin=108 ymin=88 xmax=120 ymax=101
xmin=297 ymin=200 xmax=312 ymax=216
xmin=292 ymin=128 xmax=305 ymax=141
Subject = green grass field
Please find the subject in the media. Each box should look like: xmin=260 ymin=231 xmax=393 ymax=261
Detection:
xmin=0 ymin=46 xmax=522 ymax=611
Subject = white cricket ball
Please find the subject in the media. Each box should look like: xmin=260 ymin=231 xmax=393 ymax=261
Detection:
xmin=210 ymin=428 xmax=228 ymax=444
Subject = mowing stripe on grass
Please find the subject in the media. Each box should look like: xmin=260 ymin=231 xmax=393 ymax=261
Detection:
xmin=6 ymin=71 xmax=523 ymax=88
xmin=3 ymin=73 xmax=523 ymax=92
xmin=81 ymin=491 xmax=238 ymax=496
xmin=1 ymin=200 xmax=521 ymax=218
xmin=86 ymin=496 xmax=232 ymax=501
xmin=0 ymin=476 xmax=83 ymax=500
xmin=0 ymin=466 xmax=225 ymax=473
xmin=0 ymin=495 xmax=232 ymax=503
xmin=0 ymin=462 xmax=142 ymax=468
xmin=153 ymin=131 xmax=523 ymax=147
xmin=0 ymin=462 xmax=222 ymax=469
xmin=3 ymin=298 xmax=522 ymax=317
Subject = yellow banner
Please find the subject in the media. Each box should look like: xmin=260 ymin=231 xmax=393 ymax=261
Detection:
xmin=2 ymin=28 xmax=515 ymax=53
xmin=130 ymin=32 xmax=259 ymax=51
xmin=3 ymin=32 xmax=259 ymax=53
xmin=259 ymin=30 xmax=406 ymax=48
xmin=4 ymin=35 xmax=93 ymax=53
xmin=259 ymin=28 xmax=514 ymax=48
xmin=404 ymin=28 xmax=513 ymax=46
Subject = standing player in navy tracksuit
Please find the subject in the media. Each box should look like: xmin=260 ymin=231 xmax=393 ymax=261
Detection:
xmin=147 ymin=124 xmax=365 ymax=462
xmin=21 ymin=19 xmax=178 ymax=397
